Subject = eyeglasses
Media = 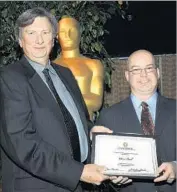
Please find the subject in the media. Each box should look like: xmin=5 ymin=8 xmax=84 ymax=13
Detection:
xmin=128 ymin=66 xmax=156 ymax=75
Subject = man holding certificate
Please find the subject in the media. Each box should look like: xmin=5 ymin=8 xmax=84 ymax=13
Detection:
xmin=95 ymin=50 xmax=176 ymax=192
xmin=0 ymin=7 xmax=130 ymax=192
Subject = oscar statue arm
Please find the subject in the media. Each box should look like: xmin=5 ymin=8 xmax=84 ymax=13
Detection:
xmin=86 ymin=59 xmax=104 ymax=111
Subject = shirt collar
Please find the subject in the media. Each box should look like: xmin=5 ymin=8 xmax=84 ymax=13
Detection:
xmin=25 ymin=55 xmax=55 ymax=75
xmin=131 ymin=92 xmax=158 ymax=109
xmin=146 ymin=92 xmax=158 ymax=109
xmin=45 ymin=62 xmax=56 ymax=75
xmin=130 ymin=94 xmax=142 ymax=109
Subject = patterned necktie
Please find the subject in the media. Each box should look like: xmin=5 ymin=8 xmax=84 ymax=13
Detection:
xmin=43 ymin=68 xmax=81 ymax=161
xmin=141 ymin=102 xmax=154 ymax=135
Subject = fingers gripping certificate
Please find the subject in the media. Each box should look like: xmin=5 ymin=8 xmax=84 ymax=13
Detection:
xmin=92 ymin=133 xmax=159 ymax=179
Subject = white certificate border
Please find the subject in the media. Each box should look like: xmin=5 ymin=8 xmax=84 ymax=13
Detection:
xmin=92 ymin=133 xmax=159 ymax=178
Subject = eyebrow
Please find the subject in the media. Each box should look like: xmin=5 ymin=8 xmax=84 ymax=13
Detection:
xmin=25 ymin=29 xmax=35 ymax=32
xmin=25 ymin=29 xmax=51 ymax=32
xmin=130 ymin=64 xmax=154 ymax=69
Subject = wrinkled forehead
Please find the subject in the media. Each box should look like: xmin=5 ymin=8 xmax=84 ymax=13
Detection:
xmin=128 ymin=52 xmax=155 ymax=68
xmin=23 ymin=17 xmax=52 ymax=31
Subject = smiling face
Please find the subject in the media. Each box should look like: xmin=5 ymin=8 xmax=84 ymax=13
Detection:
xmin=58 ymin=17 xmax=80 ymax=51
xmin=125 ymin=50 xmax=160 ymax=98
xmin=19 ymin=17 xmax=54 ymax=65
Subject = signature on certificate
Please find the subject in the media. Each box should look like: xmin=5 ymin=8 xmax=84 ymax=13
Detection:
xmin=128 ymin=168 xmax=148 ymax=172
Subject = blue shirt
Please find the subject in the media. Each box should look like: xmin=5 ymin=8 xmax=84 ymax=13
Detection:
xmin=26 ymin=57 xmax=88 ymax=162
xmin=130 ymin=92 xmax=158 ymax=124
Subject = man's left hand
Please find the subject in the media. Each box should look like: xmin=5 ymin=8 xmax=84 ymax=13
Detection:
xmin=154 ymin=162 xmax=176 ymax=183
xmin=90 ymin=126 xmax=113 ymax=140
xmin=109 ymin=176 xmax=132 ymax=185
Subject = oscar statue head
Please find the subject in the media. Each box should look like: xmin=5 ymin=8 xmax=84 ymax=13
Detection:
xmin=58 ymin=16 xmax=81 ymax=51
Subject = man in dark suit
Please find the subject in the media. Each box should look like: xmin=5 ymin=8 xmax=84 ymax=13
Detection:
xmin=96 ymin=50 xmax=176 ymax=192
xmin=0 ymin=7 xmax=114 ymax=192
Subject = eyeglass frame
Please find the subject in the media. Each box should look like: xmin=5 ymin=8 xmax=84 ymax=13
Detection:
xmin=127 ymin=65 xmax=157 ymax=75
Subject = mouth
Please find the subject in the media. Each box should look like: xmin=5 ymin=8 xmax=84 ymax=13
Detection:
xmin=141 ymin=81 xmax=149 ymax=83
xmin=139 ymin=81 xmax=150 ymax=85
xmin=34 ymin=47 xmax=45 ymax=49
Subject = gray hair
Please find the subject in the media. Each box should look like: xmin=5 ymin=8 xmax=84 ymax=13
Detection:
xmin=15 ymin=7 xmax=58 ymax=40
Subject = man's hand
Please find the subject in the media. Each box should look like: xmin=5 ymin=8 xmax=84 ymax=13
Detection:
xmin=109 ymin=176 xmax=132 ymax=185
xmin=154 ymin=162 xmax=176 ymax=183
xmin=90 ymin=126 xmax=113 ymax=140
xmin=80 ymin=164 xmax=109 ymax=185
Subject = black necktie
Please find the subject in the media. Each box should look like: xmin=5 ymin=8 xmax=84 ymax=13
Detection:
xmin=141 ymin=102 xmax=154 ymax=135
xmin=43 ymin=68 xmax=81 ymax=161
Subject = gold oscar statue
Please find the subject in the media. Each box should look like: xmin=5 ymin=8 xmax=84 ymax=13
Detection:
xmin=53 ymin=17 xmax=104 ymax=120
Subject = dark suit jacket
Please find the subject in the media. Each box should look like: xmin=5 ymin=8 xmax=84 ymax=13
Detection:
xmin=96 ymin=95 xmax=176 ymax=192
xmin=0 ymin=56 xmax=93 ymax=192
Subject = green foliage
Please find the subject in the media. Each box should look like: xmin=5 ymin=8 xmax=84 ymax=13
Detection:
xmin=0 ymin=1 xmax=122 ymax=89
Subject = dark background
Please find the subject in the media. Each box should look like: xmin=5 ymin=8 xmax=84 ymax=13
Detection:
xmin=104 ymin=1 xmax=176 ymax=57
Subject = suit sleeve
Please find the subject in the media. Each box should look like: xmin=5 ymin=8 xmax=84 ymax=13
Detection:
xmin=95 ymin=108 xmax=110 ymax=126
xmin=0 ymin=70 xmax=84 ymax=191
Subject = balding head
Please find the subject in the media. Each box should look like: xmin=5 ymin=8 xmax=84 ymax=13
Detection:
xmin=127 ymin=50 xmax=155 ymax=70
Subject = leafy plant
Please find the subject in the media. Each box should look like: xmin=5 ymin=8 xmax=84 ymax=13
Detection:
xmin=0 ymin=1 xmax=125 ymax=88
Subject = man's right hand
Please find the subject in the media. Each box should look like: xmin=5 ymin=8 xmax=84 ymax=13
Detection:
xmin=80 ymin=164 xmax=109 ymax=185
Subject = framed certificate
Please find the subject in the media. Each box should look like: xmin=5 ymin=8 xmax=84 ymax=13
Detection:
xmin=91 ymin=133 xmax=159 ymax=179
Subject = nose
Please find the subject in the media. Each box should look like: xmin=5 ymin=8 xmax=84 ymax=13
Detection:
xmin=64 ymin=30 xmax=71 ymax=40
xmin=140 ymin=69 xmax=148 ymax=77
xmin=64 ymin=32 xmax=69 ymax=38
xmin=35 ymin=34 xmax=44 ymax=44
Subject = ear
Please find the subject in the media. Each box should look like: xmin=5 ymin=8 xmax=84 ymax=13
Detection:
xmin=18 ymin=39 xmax=23 ymax=48
xmin=156 ymin=67 xmax=160 ymax=79
xmin=125 ymin=70 xmax=130 ymax=83
xmin=52 ymin=38 xmax=55 ymax=47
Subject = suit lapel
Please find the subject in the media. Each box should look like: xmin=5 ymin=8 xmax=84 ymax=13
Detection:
xmin=19 ymin=56 xmax=65 ymax=121
xmin=52 ymin=63 xmax=89 ymax=135
xmin=117 ymin=94 xmax=171 ymax=170
xmin=123 ymin=95 xmax=168 ymax=136
xmin=154 ymin=95 xmax=168 ymax=136
xmin=51 ymin=63 xmax=78 ymax=105
xmin=19 ymin=56 xmax=88 ymax=137
xmin=122 ymin=97 xmax=144 ymax=134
